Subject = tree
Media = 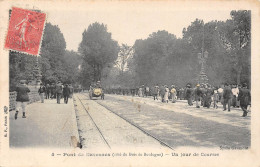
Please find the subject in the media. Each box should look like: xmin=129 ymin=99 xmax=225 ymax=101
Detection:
xmin=78 ymin=22 xmax=119 ymax=86
xmin=218 ymin=10 xmax=251 ymax=85
xmin=40 ymin=23 xmax=67 ymax=83
xmin=133 ymin=30 xmax=179 ymax=86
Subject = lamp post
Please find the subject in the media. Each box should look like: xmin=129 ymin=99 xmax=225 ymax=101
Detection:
xmin=197 ymin=23 xmax=209 ymax=85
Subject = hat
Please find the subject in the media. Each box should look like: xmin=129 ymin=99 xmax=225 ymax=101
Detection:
xmin=196 ymin=84 xmax=200 ymax=87
xmin=242 ymin=83 xmax=247 ymax=87
xmin=20 ymin=80 xmax=26 ymax=84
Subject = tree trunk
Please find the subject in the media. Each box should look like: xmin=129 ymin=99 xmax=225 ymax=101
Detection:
xmin=236 ymin=67 xmax=242 ymax=85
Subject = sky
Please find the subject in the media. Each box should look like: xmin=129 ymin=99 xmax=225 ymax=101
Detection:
xmin=46 ymin=5 xmax=232 ymax=51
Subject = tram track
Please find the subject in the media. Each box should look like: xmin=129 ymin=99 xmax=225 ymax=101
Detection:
xmin=80 ymin=92 xmax=174 ymax=150
xmin=76 ymin=94 xmax=111 ymax=149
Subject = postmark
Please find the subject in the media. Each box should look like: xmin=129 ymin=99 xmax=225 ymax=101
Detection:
xmin=4 ymin=7 xmax=46 ymax=56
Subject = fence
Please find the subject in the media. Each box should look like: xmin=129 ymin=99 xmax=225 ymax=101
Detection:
xmin=9 ymin=86 xmax=40 ymax=111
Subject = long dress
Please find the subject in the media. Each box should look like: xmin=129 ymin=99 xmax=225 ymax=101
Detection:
xmin=164 ymin=88 xmax=169 ymax=103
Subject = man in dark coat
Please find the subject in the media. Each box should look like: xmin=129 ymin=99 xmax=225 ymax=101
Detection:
xmin=56 ymin=81 xmax=63 ymax=104
xmin=194 ymin=84 xmax=202 ymax=108
xmin=238 ymin=83 xmax=251 ymax=117
xmin=223 ymin=83 xmax=232 ymax=111
xmin=205 ymin=84 xmax=214 ymax=108
xmin=160 ymin=85 xmax=166 ymax=102
xmin=68 ymin=84 xmax=74 ymax=98
xmin=15 ymin=80 xmax=30 ymax=119
xmin=38 ymin=83 xmax=46 ymax=103
xmin=45 ymin=84 xmax=50 ymax=99
xmin=63 ymin=84 xmax=70 ymax=104
xmin=185 ymin=84 xmax=193 ymax=106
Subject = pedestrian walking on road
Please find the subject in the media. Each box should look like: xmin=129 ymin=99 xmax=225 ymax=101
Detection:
xmin=151 ymin=85 xmax=159 ymax=100
xmin=170 ymin=85 xmax=177 ymax=103
xmin=50 ymin=83 xmax=55 ymax=99
xmin=45 ymin=84 xmax=50 ymax=99
xmin=205 ymin=84 xmax=213 ymax=108
xmin=38 ymin=83 xmax=46 ymax=103
xmin=238 ymin=83 xmax=251 ymax=117
xmin=63 ymin=84 xmax=70 ymax=104
xmin=56 ymin=81 xmax=63 ymax=104
xmin=213 ymin=88 xmax=219 ymax=109
xmin=231 ymin=84 xmax=239 ymax=108
xmin=218 ymin=84 xmax=224 ymax=105
xmin=68 ymin=84 xmax=74 ymax=98
xmin=185 ymin=83 xmax=193 ymax=106
xmin=223 ymin=83 xmax=232 ymax=112
xmin=194 ymin=84 xmax=202 ymax=108
xmin=138 ymin=87 xmax=143 ymax=97
xmin=160 ymin=85 xmax=166 ymax=103
xmin=164 ymin=85 xmax=169 ymax=103
xmin=15 ymin=80 xmax=30 ymax=119
xmin=145 ymin=86 xmax=150 ymax=97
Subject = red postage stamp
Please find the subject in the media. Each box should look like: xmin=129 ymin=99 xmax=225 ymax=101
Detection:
xmin=4 ymin=7 xmax=46 ymax=56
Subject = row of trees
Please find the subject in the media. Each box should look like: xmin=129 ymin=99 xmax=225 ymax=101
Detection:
xmin=98 ymin=10 xmax=251 ymax=88
xmin=10 ymin=10 xmax=250 ymax=91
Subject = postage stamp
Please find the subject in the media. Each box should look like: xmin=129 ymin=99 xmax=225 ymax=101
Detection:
xmin=4 ymin=7 xmax=46 ymax=56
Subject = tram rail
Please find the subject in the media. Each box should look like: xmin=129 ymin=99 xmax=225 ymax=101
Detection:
xmin=80 ymin=92 xmax=174 ymax=150
xmin=76 ymin=94 xmax=111 ymax=149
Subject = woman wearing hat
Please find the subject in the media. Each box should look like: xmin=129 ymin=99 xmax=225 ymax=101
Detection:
xmin=14 ymin=80 xmax=30 ymax=119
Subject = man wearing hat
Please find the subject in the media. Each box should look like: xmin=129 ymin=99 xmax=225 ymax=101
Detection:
xmin=38 ymin=83 xmax=46 ymax=103
xmin=223 ymin=83 xmax=232 ymax=111
xmin=160 ymin=85 xmax=166 ymax=103
xmin=55 ymin=81 xmax=63 ymax=104
xmin=194 ymin=84 xmax=202 ymax=108
xmin=63 ymin=84 xmax=71 ymax=104
xmin=238 ymin=83 xmax=251 ymax=117
xmin=14 ymin=80 xmax=30 ymax=119
xmin=185 ymin=83 xmax=193 ymax=106
xmin=151 ymin=85 xmax=159 ymax=100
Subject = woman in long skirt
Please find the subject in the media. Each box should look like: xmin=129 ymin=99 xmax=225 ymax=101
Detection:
xmin=164 ymin=85 xmax=169 ymax=103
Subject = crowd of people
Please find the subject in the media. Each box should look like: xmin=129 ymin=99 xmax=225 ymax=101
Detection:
xmin=14 ymin=80 xmax=74 ymax=120
xmin=37 ymin=81 xmax=74 ymax=104
xmin=14 ymin=79 xmax=251 ymax=119
xmin=104 ymin=82 xmax=251 ymax=117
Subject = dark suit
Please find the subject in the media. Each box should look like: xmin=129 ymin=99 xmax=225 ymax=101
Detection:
xmin=238 ymin=88 xmax=251 ymax=116
xmin=56 ymin=83 xmax=63 ymax=104
xmin=223 ymin=86 xmax=232 ymax=111
xmin=63 ymin=86 xmax=70 ymax=104
xmin=185 ymin=88 xmax=193 ymax=106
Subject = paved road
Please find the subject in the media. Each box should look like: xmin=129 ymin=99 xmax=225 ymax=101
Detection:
xmin=10 ymin=99 xmax=79 ymax=148
xmin=89 ymin=93 xmax=250 ymax=149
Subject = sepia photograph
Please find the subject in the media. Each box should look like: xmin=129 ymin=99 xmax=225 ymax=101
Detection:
xmin=0 ymin=0 xmax=259 ymax=166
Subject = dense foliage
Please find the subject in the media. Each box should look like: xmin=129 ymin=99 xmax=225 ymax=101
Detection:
xmin=9 ymin=10 xmax=250 ymax=91
xmin=78 ymin=22 xmax=119 ymax=88
xmin=105 ymin=10 xmax=251 ymax=88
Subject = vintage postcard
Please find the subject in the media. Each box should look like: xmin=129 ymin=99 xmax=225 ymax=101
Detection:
xmin=0 ymin=0 xmax=260 ymax=166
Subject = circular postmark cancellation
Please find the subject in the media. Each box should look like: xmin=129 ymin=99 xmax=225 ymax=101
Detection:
xmin=4 ymin=7 xmax=46 ymax=56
